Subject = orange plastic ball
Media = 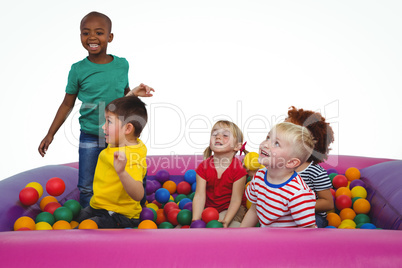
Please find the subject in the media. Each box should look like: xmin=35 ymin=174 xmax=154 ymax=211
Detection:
xmin=14 ymin=216 xmax=36 ymax=231
xmin=138 ymin=220 xmax=158 ymax=229
xmin=53 ymin=220 xmax=72 ymax=230
xmin=40 ymin=196 xmax=58 ymax=211
xmin=353 ymin=198 xmax=371 ymax=214
xmin=70 ymin=221 xmax=79 ymax=229
xmin=78 ymin=219 xmax=98 ymax=229
xmin=335 ymin=187 xmax=352 ymax=198
xmin=345 ymin=167 xmax=361 ymax=181
xmin=326 ymin=212 xmax=341 ymax=228
xmin=163 ymin=181 xmax=177 ymax=195
xmin=339 ymin=208 xmax=356 ymax=221
xmin=155 ymin=209 xmax=167 ymax=225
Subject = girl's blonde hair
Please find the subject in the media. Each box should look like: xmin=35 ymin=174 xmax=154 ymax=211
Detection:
xmin=203 ymin=120 xmax=248 ymax=159
xmin=271 ymin=122 xmax=316 ymax=164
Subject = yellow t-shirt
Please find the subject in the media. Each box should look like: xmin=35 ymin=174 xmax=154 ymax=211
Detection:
xmin=90 ymin=139 xmax=147 ymax=219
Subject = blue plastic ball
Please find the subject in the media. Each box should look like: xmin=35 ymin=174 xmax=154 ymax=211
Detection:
xmin=155 ymin=188 xmax=170 ymax=204
xmin=178 ymin=198 xmax=192 ymax=210
xmin=184 ymin=169 xmax=197 ymax=185
xmin=360 ymin=223 xmax=376 ymax=229
xmin=191 ymin=182 xmax=197 ymax=193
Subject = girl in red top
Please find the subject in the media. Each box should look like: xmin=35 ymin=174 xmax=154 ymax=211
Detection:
xmin=192 ymin=120 xmax=248 ymax=227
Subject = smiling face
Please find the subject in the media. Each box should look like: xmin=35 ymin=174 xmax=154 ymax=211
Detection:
xmin=80 ymin=15 xmax=113 ymax=58
xmin=102 ymin=111 xmax=125 ymax=147
xmin=258 ymin=129 xmax=294 ymax=169
xmin=209 ymin=125 xmax=239 ymax=155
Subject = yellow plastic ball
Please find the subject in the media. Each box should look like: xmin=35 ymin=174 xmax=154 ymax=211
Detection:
xmin=341 ymin=219 xmax=356 ymax=228
xmin=14 ymin=216 xmax=36 ymax=231
xmin=25 ymin=182 xmax=44 ymax=198
xmin=146 ymin=203 xmax=159 ymax=212
xmin=345 ymin=167 xmax=361 ymax=181
xmin=246 ymin=199 xmax=252 ymax=210
xmin=243 ymin=152 xmax=262 ymax=171
xmin=351 ymin=186 xmax=367 ymax=199
xmin=35 ymin=222 xmax=53 ymax=230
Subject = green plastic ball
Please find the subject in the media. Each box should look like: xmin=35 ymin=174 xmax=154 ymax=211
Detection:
xmin=206 ymin=220 xmax=223 ymax=228
xmin=53 ymin=207 xmax=73 ymax=223
xmin=63 ymin=199 xmax=82 ymax=218
xmin=354 ymin=214 xmax=371 ymax=225
xmin=158 ymin=222 xmax=174 ymax=229
xmin=175 ymin=194 xmax=187 ymax=203
xmin=328 ymin=173 xmax=338 ymax=182
xmin=35 ymin=211 xmax=55 ymax=225
xmin=177 ymin=209 xmax=192 ymax=226
xmin=187 ymin=192 xmax=195 ymax=201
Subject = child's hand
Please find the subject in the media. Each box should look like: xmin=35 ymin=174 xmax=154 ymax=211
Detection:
xmin=219 ymin=219 xmax=229 ymax=228
xmin=113 ymin=151 xmax=127 ymax=175
xmin=126 ymin=83 xmax=155 ymax=97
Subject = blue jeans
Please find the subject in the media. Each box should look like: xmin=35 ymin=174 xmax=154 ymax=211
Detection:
xmin=78 ymin=131 xmax=107 ymax=208
xmin=316 ymin=213 xmax=328 ymax=228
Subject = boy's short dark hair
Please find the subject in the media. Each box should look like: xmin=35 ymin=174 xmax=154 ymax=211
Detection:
xmin=106 ymin=96 xmax=148 ymax=137
xmin=81 ymin=11 xmax=112 ymax=32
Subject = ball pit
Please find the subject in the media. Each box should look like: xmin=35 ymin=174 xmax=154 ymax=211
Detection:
xmin=0 ymin=155 xmax=402 ymax=267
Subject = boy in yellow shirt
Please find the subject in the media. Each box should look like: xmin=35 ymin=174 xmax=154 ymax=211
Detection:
xmin=75 ymin=96 xmax=148 ymax=228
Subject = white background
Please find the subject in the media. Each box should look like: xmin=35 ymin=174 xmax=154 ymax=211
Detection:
xmin=1 ymin=0 xmax=401 ymax=180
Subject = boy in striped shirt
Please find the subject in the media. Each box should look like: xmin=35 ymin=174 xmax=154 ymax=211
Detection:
xmin=241 ymin=122 xmax=317 ymax=228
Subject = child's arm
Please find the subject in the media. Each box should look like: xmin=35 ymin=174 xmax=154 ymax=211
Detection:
xmin=113 ymin=151 xmax=144 ymax=201
xmin=220 ymin=176 xmax=247 ymax=228
xmin=240 ymin=203 xmax=259 ymax=227
xmin=191 ymin=175 xmax=207 ymax=222
xmin=125 ymin=83 xmax=155 ymax=97
xmin=38 ymin=93 xmax=77 ymax=157
xmin=315 ymin=189 xmax=334 ymax=212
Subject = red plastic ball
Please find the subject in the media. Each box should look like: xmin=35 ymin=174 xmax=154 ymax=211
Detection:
xmin=46 ymin=177 xmax=66 ymax=196
xmin=335 ymin=195 xmax=352 ymax=210
xmin=163 ymin=202 xmax=179 ymax=217
xmin=44 ymin=202 xmax=62 ymax=214
xmin=332 ymin=175 xmax=348 ymax=189
xmin=201 ymin=207 xmax=219 ymax=224
xmin=19 ymin=187 xmax=39 ymax=206
xmin=177 ymin=181 xmax=192 ymax=195
xmin=167 ymin=209 xmax=181 ymax=226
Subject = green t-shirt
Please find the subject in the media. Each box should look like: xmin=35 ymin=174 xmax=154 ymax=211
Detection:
xmin=65 ymin=55 xmax=129 ymax=136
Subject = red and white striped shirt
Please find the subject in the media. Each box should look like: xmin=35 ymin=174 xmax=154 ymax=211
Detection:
xmin=246 ymin=168 xmax=316 ymax=227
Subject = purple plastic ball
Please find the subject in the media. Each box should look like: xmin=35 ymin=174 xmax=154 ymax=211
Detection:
xmin=349 ymin=179 xmax=366 ymax=190
xmin=326 ymin=168 xmax=337 ymax=175
xmin=155 ymin=169 xmax=170 ymax=184
xmin=146 ymin=180 xmax=156 ymax=194
xmin=146 ymin=193 xmax=155 ymax=203
xmin=183 ymin=202 xmax=193 ymax=212
xmin=140 ymin=207 xmax=155 ymax=222
xmin=152 ymin=180 xmax=162 ymax=191
xmin=190 ymin=219 xmax=206 ymax=228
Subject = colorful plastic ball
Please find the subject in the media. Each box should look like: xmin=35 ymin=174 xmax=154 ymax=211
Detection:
xmin=163 ymin=180 xmax=177 ymax=194
xmin=243 ymin=152 xmax=262 ymax=171
xmin=174 ymin=194 xmax=185 ymax=203
xmin=201 ymin=207 xmax=219 ymax=224
xmin=63 ymin=199 xmax=82 ymax=218
xmin=325 ymin=226 xmax=336 ymax=229
xmin=328 ymin=173 xmax=338 ymax=182
xmin=40 ymin=196 xmax=58 ymax=211
xmin=146 ymin=203 xmax=159 ymax=212
xmin=35 ymin=211 xmax=55 ymax=225
xmin=351 ymin=186 xmax=367 ymax=199
xmin=353 ymin=198 xmax=371 ymax=214
xmin=155 ymin=188 xmax=170 ymax=204
xmin=44 ymin=202 xmax=62 ymax=214
xmin=19 ymin=187 xmax=39 ymax=206
xmin=138 ymin=220 xmax=158 ymax=229
xmin=335 ymin=195 xmax=352 ymax=211
xmin=46 ymin=177 xmax=65 ymax=196
xmin=332 ymin=175 xmax=348 ymax=189
xmin=163 ymin=202 xmax=179 ymax=217
xmin=352 ymin=197 xmax=362 ymax=206
xmin=338 ymin=223 xmax=355 ymax=229
xmin=339 ymin=208 xmax=356 ymax=221
xmin=181 ymin=225 xmax=191 ymax=229
xmin=349 ymin=179 xmax=366 ymax=190
xmin=145 ymin=180 xmax=157 ymax=194
xmin=341 ymin=219 xmax=356 ymax=228
xmin=156 ymin=209 xmax=167 ymax=225
xmin=177 ymin=181 xmax=192 ymax=195
xmin=326 ymin=212 xmax=341 ymax=228
xmin=78 ymin=219 xmax=98 ymax=229
xmin=177 ymin=209 xmax=192 ymax=226
xmin=140 ymin=207 xmax=156 ymax=222
xmin=146 ymin=193 xmax=155 ymax=203
xmin=158 ymin=221 xmax=174 ymax=229
xmin=25 ymin=182 xmax=44 ymax=198
xmin=360 ymin=223 xmax=376 ymax=229
xmin=184 ymin=169 xmax=197 ymax=185
xmin=187 ymin=192 xmax=195 ymax=201
xmin=354 ymin=214 xmax=371 ymax=225
xmin=167 ymin=209 xmax=181 ymax=226
xmin=155 ymin=169 xmax=170 ymax=184
xmin=14 ymin=216 xmax=36 ymax=231
xmin=345 ymin=167 xmax=361 ymax=181
xmin=152 ymin=200 xmax=163 ymax=209
xmin=53 ymin=220 xmax=72 ymax=230
xmin=70 ymin=221 xmax=79 ymax=229
xmin=178 ymin=198 xmax=192 ymax=210
xmin=183 ymin=202 xmax=193 ymax=212
xmin=35 ymin=221 xmax=53 ymax=230
xmin=330 ymin=188 xmax=336 ymax=199
xmin=53 ymin=207 xmax=74 ymax=223
xmin=206 ymin=220 xmax=223 ymax=228
xmin=16 ymin=227 xmax=32 ymax=231
xmin=326 ymin=168 xmax=337 ymax=175
xmin=191 ymin=182 xmax=197 ymax=193
xmin=335 ymin=187 xmax=352 ymax=198
xmin=190 ymin=219 xmax=206 ymax=228
xmin=246 ymin=199 xmax=252 ymax=210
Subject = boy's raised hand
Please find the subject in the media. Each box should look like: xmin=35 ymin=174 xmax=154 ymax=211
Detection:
xmin=126 ymin=83 xmax=154 ymax=97
xmin=113 ymin=151 xmax=127 ymax=175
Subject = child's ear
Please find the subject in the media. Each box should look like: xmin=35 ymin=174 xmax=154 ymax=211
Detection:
xmin=286 ymin=158 xmax=301 ymax=169
xmin=108 ymin=33 xmax=114 ymax=43
xmin=234 ymin=142 xmax=242 ymax=151
xmin=124 ymin=123 xmax=135 ymax=135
